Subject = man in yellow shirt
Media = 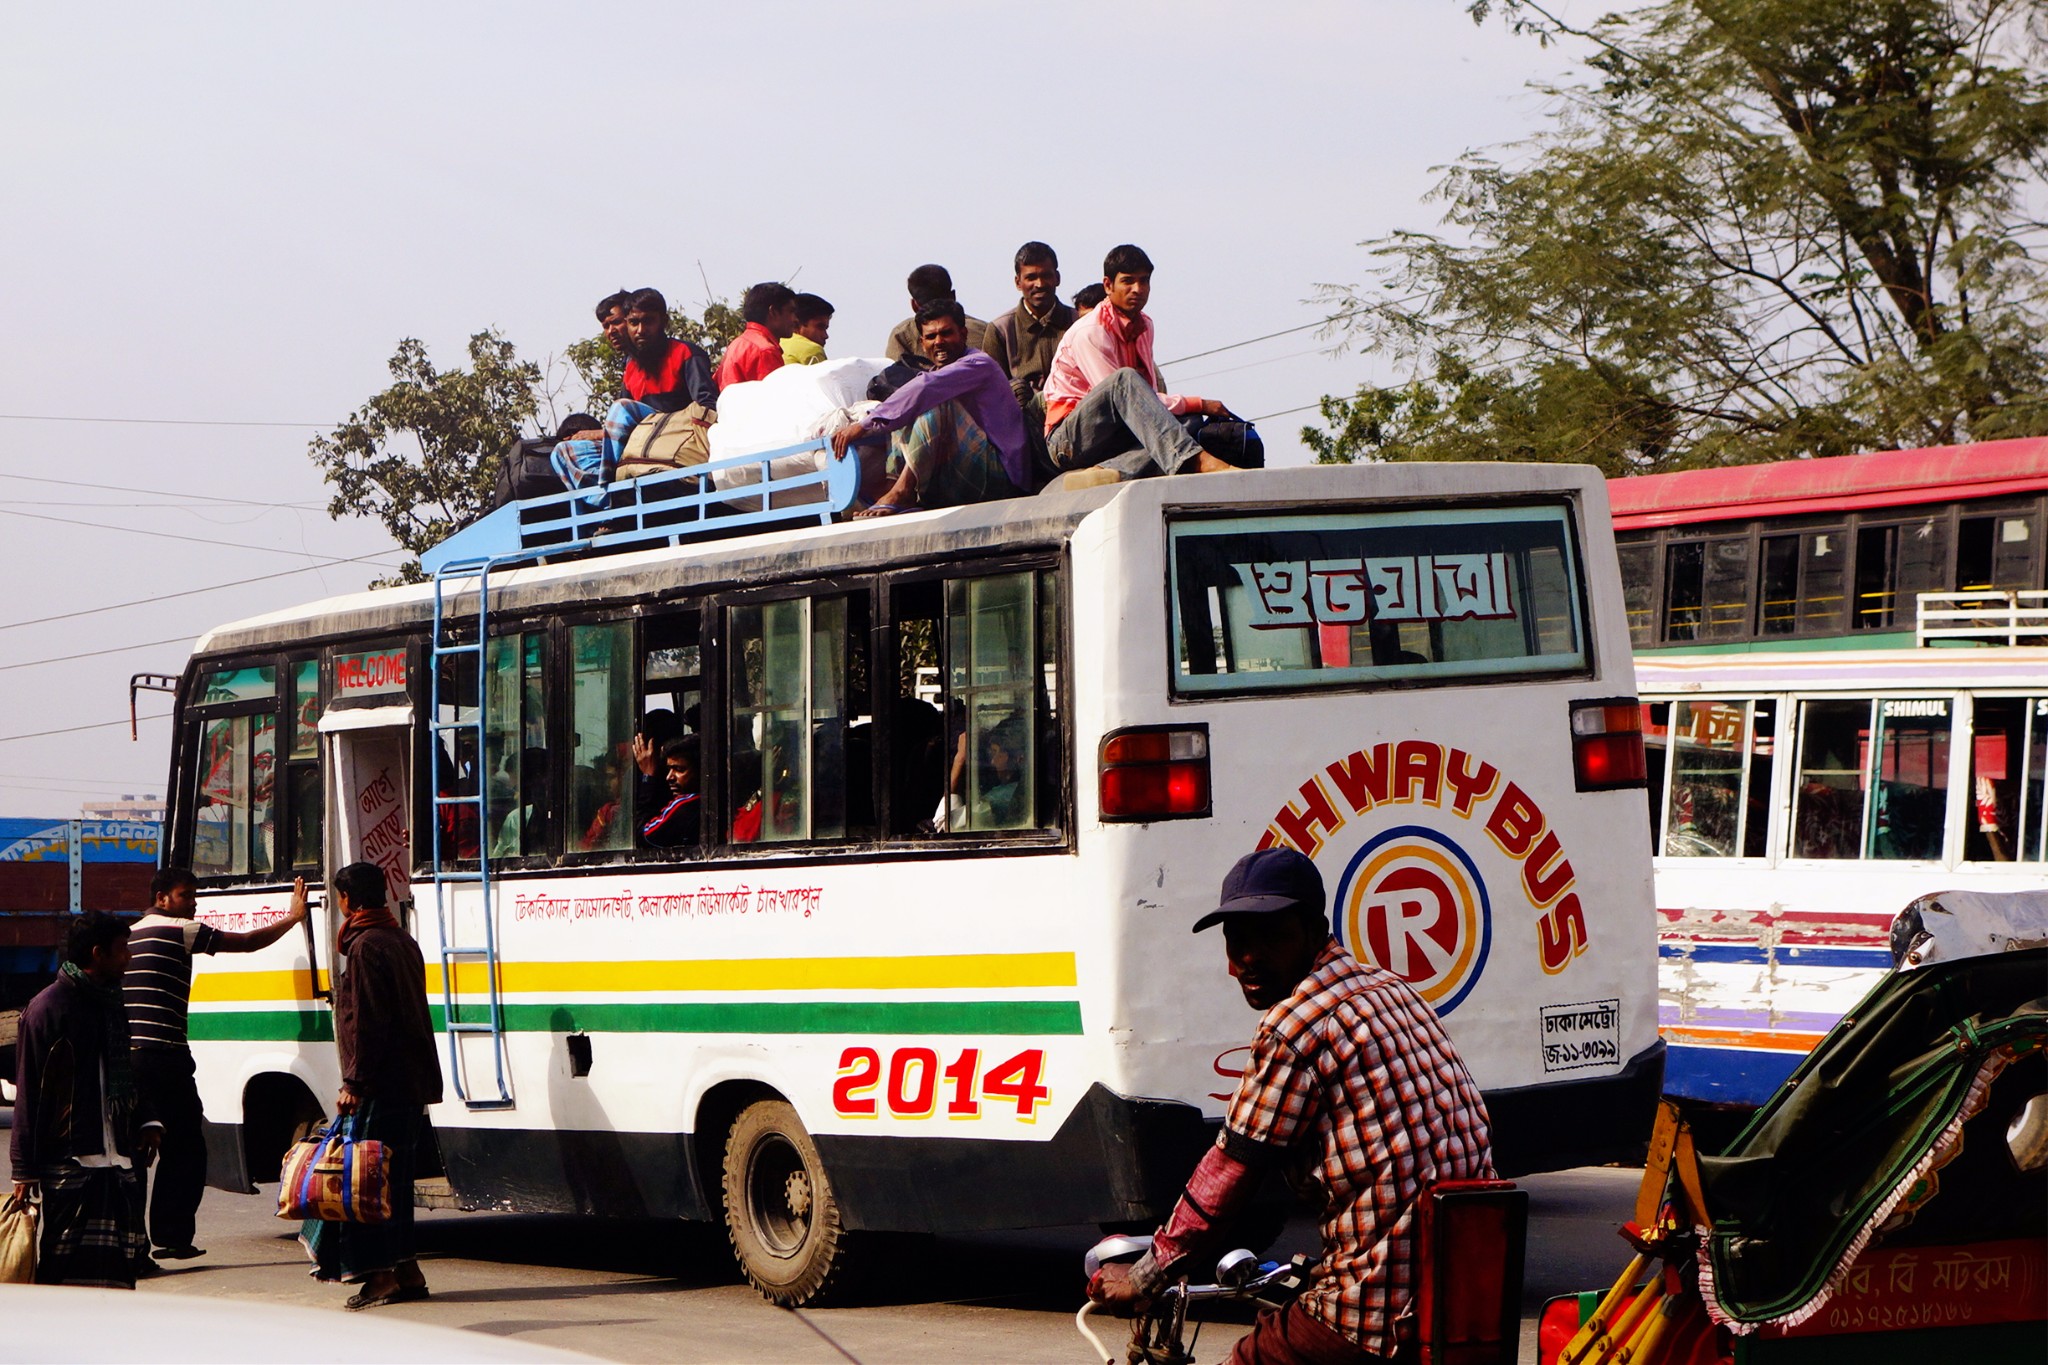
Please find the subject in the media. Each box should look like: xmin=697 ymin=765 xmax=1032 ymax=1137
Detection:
xmin=782 ymin=293 xmax=833 ymax=365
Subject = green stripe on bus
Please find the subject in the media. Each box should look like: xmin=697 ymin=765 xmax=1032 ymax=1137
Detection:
xmin=189 ymin=1010 xmax=335 ymax=1043
xmin=436 ymin=1000 xmax=1085 ymax=1036
xmin=193 ymin=1000 xmax=1083 ymax=1041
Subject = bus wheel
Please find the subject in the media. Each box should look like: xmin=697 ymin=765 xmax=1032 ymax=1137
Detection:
xmin=721 ymin=1099 xmax=849 ymax=1305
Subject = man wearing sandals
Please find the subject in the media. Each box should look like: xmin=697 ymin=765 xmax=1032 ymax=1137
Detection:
xmin=302 ymin=861 xmax=442 ymax=1310
xmin=829 ymin=300 xmax=1035 ymax=514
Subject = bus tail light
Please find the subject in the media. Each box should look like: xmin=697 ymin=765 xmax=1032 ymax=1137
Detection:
xmin=1099 ymin=726 xmax=1211 ymax=821
xmin=1416 ymin=1179 xmax=1527 ymax=1365
xmin=1571 ymin=699 xmax=1648 ymax=791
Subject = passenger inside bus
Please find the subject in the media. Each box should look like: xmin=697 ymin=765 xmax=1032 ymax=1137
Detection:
xmin=641 ymin=736 xmax=700 ymax=849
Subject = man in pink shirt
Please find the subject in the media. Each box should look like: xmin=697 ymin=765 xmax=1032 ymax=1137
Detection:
xmin=715 ymin=282 xmax=798 ymax=388
xmin=1040 ymin=244 xmax=1237 ymax=488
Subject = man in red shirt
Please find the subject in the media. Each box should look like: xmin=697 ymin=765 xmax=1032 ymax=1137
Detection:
xmin=621 ymin=287 xmax=719 ymax=413
xmin=1091 ymin=848 xmax=1495 ymax=1363
xmin=715 ymin=282 xmax=798 ymax=388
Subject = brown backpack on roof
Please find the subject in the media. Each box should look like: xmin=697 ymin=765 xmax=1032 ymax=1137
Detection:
xmin=615 ymin=402 xmax=718 ymax=482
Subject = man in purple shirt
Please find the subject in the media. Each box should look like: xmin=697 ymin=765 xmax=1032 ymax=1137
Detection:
xmin=831 ymin=300 xmax=1034 ymax=514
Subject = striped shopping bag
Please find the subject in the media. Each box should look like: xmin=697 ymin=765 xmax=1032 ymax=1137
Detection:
xmin=277 ymin=1118 xmax=392 ymax=1224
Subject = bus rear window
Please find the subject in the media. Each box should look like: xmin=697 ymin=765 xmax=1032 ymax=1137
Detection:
xmin=1170 ymin=505 xmax=1586 ymax=694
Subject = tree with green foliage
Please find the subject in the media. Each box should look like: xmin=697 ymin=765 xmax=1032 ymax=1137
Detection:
xmin=308 ymin=331 xmax=540 ymax=582
xmin=1309 ymin=0 xmax=2048 ymax=472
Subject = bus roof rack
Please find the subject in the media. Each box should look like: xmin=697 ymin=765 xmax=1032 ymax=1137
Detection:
xmin=421 ymin=437 xmax=859 ymax=576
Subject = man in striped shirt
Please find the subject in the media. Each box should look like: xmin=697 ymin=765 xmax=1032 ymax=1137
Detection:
xmin=125 ymin=866 xmax=308 ymax=1261
xmin=1091 ymin=848 xmax=1494 ymax=1363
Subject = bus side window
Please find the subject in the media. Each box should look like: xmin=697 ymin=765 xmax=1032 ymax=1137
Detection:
xmin=484 ymin=632 xmax=552 ymax=859
xmin=569 ymin=621 xmax=636 ymax=855
xmin=286 ymin=657 xmax=322 ymax=872
xmin=187 ymin=663 xmax=279 ymax=880
xmin=1656 ymin=699 xmax=1775 ymax=858
xmin=1866 ymin=699 xmax=1950 ymax=861
xmin=889 ymin=569 xmax=1059 ymax=838
xmin=1642 ymin=702 xmax=1669 ymax=852
xmin=1965 ymin=697 xmax=2046 ymax=863
xmin=1792 ymin=699 xmax=1871 ymax=859
xmin=727 ymin=594 xmax=869 ymax=845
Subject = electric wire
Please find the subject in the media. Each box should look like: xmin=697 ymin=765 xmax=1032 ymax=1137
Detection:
xmin=0 ymin=550 xmax=403 ymax=632
xmin=0 ymin=635 xmax=195 ymax=672
xmin=0 ymin=714 xmax=172 ymax=745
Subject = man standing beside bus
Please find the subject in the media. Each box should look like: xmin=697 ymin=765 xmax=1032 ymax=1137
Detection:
xmin=303 ymin=862 xmax=442 ymax=1310
xmin=1090 ymin=848 xmax=1494 ymax=1364
xmin=126 ymin=866 xmax=309 ymax=1262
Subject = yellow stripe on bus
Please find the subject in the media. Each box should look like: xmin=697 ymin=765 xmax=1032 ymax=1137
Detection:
xmin=193 ymin=952 xmax=1077 ymax=1005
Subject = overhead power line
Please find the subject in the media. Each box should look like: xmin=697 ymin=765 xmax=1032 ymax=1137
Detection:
xmin=0 ymin=506 xmax=396 ymax=562
xmin=0 ymin=471 xmax=327 ymax=510
xmin=0 ymin=412 xmax=328 ymax=430
xmin=0 ymin=550 xmax=403 ymax=633
xmin=0 ymin=713 xmax=172 ymax=745
xmin=0 ymin=635 xmax=195 ymax=673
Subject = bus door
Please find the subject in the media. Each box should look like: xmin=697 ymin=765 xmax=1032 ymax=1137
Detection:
xmin=319 ymin=705 xmax=415 ymax=933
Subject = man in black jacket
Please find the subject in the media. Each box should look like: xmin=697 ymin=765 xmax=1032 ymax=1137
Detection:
xmin=301 ymin=862 xmax=443 ymax=1311
xmin=10 ymin=911 xmax=160 ymax=1287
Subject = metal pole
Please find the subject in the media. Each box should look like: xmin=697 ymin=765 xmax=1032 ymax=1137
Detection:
xmin=68 ymin=818 xmax=84 ymax=914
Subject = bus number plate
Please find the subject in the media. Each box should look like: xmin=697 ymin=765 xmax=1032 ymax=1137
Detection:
xmin=832 ymin=1046 xmax=1049 ymax=1123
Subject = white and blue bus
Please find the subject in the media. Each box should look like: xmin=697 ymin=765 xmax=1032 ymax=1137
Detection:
xmin=169 ymin=459 xmax=1659 ymax=1301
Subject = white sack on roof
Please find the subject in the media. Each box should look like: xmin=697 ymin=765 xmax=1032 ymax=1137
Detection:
xmin=708 ymin=357 xmax=888 ymax=509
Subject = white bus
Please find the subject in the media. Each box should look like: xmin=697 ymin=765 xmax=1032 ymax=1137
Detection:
xmin=170 ymin=461 xmax=1660 ymax=1302
xmin=1614 ymin=442 xmax=2048 ymax=1109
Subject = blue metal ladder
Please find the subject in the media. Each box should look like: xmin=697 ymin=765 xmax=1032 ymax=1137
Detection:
xmin=423 ymin=438 xmax=857 ymax=1110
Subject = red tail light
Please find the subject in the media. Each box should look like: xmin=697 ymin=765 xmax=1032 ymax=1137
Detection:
xmin=1099 ymin=726 xmax=1211 ymax=821
xmin=1571 ymin=698 xmax=1648 ymax=791
xmin=1417 ymin=1179 xmax=1527 ymax=1365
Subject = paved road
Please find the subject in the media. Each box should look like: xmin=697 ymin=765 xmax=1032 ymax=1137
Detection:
xmin=135 ymin=1167 xmax=1640 ymax=1363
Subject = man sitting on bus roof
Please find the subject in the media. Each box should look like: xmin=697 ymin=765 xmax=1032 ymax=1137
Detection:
xmin=829 ymin=300 xmax=1032 ymax=514
xmin=622 ymin=287 xmax=720 ymax=413
xmin=1040 ymin=243 xmax=1238 ymax=490
xmin=1090 ymin=848 xmax=1496 ymax=1364
xmin=884 ymin=264 xmax=991 ymax=361
xmin=715 ymin=282 xmax=798 ymax=388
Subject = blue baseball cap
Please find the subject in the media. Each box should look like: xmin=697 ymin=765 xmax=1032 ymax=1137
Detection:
xmin=1192 ymin=847 xmax=1326 ymax=932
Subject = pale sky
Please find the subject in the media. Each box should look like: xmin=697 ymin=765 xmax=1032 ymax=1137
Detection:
xmin=0 ymin=0 xmax=1593 ymax=818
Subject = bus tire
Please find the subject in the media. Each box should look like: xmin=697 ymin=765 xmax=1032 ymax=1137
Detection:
xmin=721 ymin=1099 xmax=849 ymax=1306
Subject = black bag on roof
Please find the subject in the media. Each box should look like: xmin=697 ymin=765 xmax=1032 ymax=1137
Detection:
xmin=1178 ymin=413 xmax=1265 ymax=469
xmin=493 ymin=436 xmax=562 ymax=509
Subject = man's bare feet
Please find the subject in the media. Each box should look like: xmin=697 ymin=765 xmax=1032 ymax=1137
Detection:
xmin=1195 ymin=452 xmax=1236 ymax=474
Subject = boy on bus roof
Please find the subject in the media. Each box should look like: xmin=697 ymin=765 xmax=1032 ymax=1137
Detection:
xmin=1040 ymin=243 xmax=1239 ymax=490
xmin=883 ymin=263 xmax=992 ymax=362
xmin=1072 ymin=282 xmax=1106 ymax=316
xmin=783 ymin=293 xmax=833 ymax=366
xmin=830 ymin=299 xmax=1033 ymax=514
xmin=716 ymin=282 xmax=798 ymax=388
xmin=595 ymin=288 xmax=633 ymax=357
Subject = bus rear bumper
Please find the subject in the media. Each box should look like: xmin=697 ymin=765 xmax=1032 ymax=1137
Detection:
xmin=1482 ymin=1038 xmax=1666 ymax=1175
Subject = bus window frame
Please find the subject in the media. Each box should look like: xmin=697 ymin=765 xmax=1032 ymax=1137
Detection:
xmin=712 ymin=576 xmax=873 ymax=852
xmin=173 ymin=651 xmax=299 ymax=889
xmin=1646 ymin=692 xmax=1784 ymax=863
xmin=1619 ymin=492 xmax=2046 ymax=650
xmin=1159 ymin=493 xmax=1599 ymax=702
xmin=875 ymin=551 xmax=1071 ymax=853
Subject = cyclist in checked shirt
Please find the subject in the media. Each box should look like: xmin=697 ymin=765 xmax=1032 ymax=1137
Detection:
xmin=1090 ymin=848 xmax=1495 ymax=1365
